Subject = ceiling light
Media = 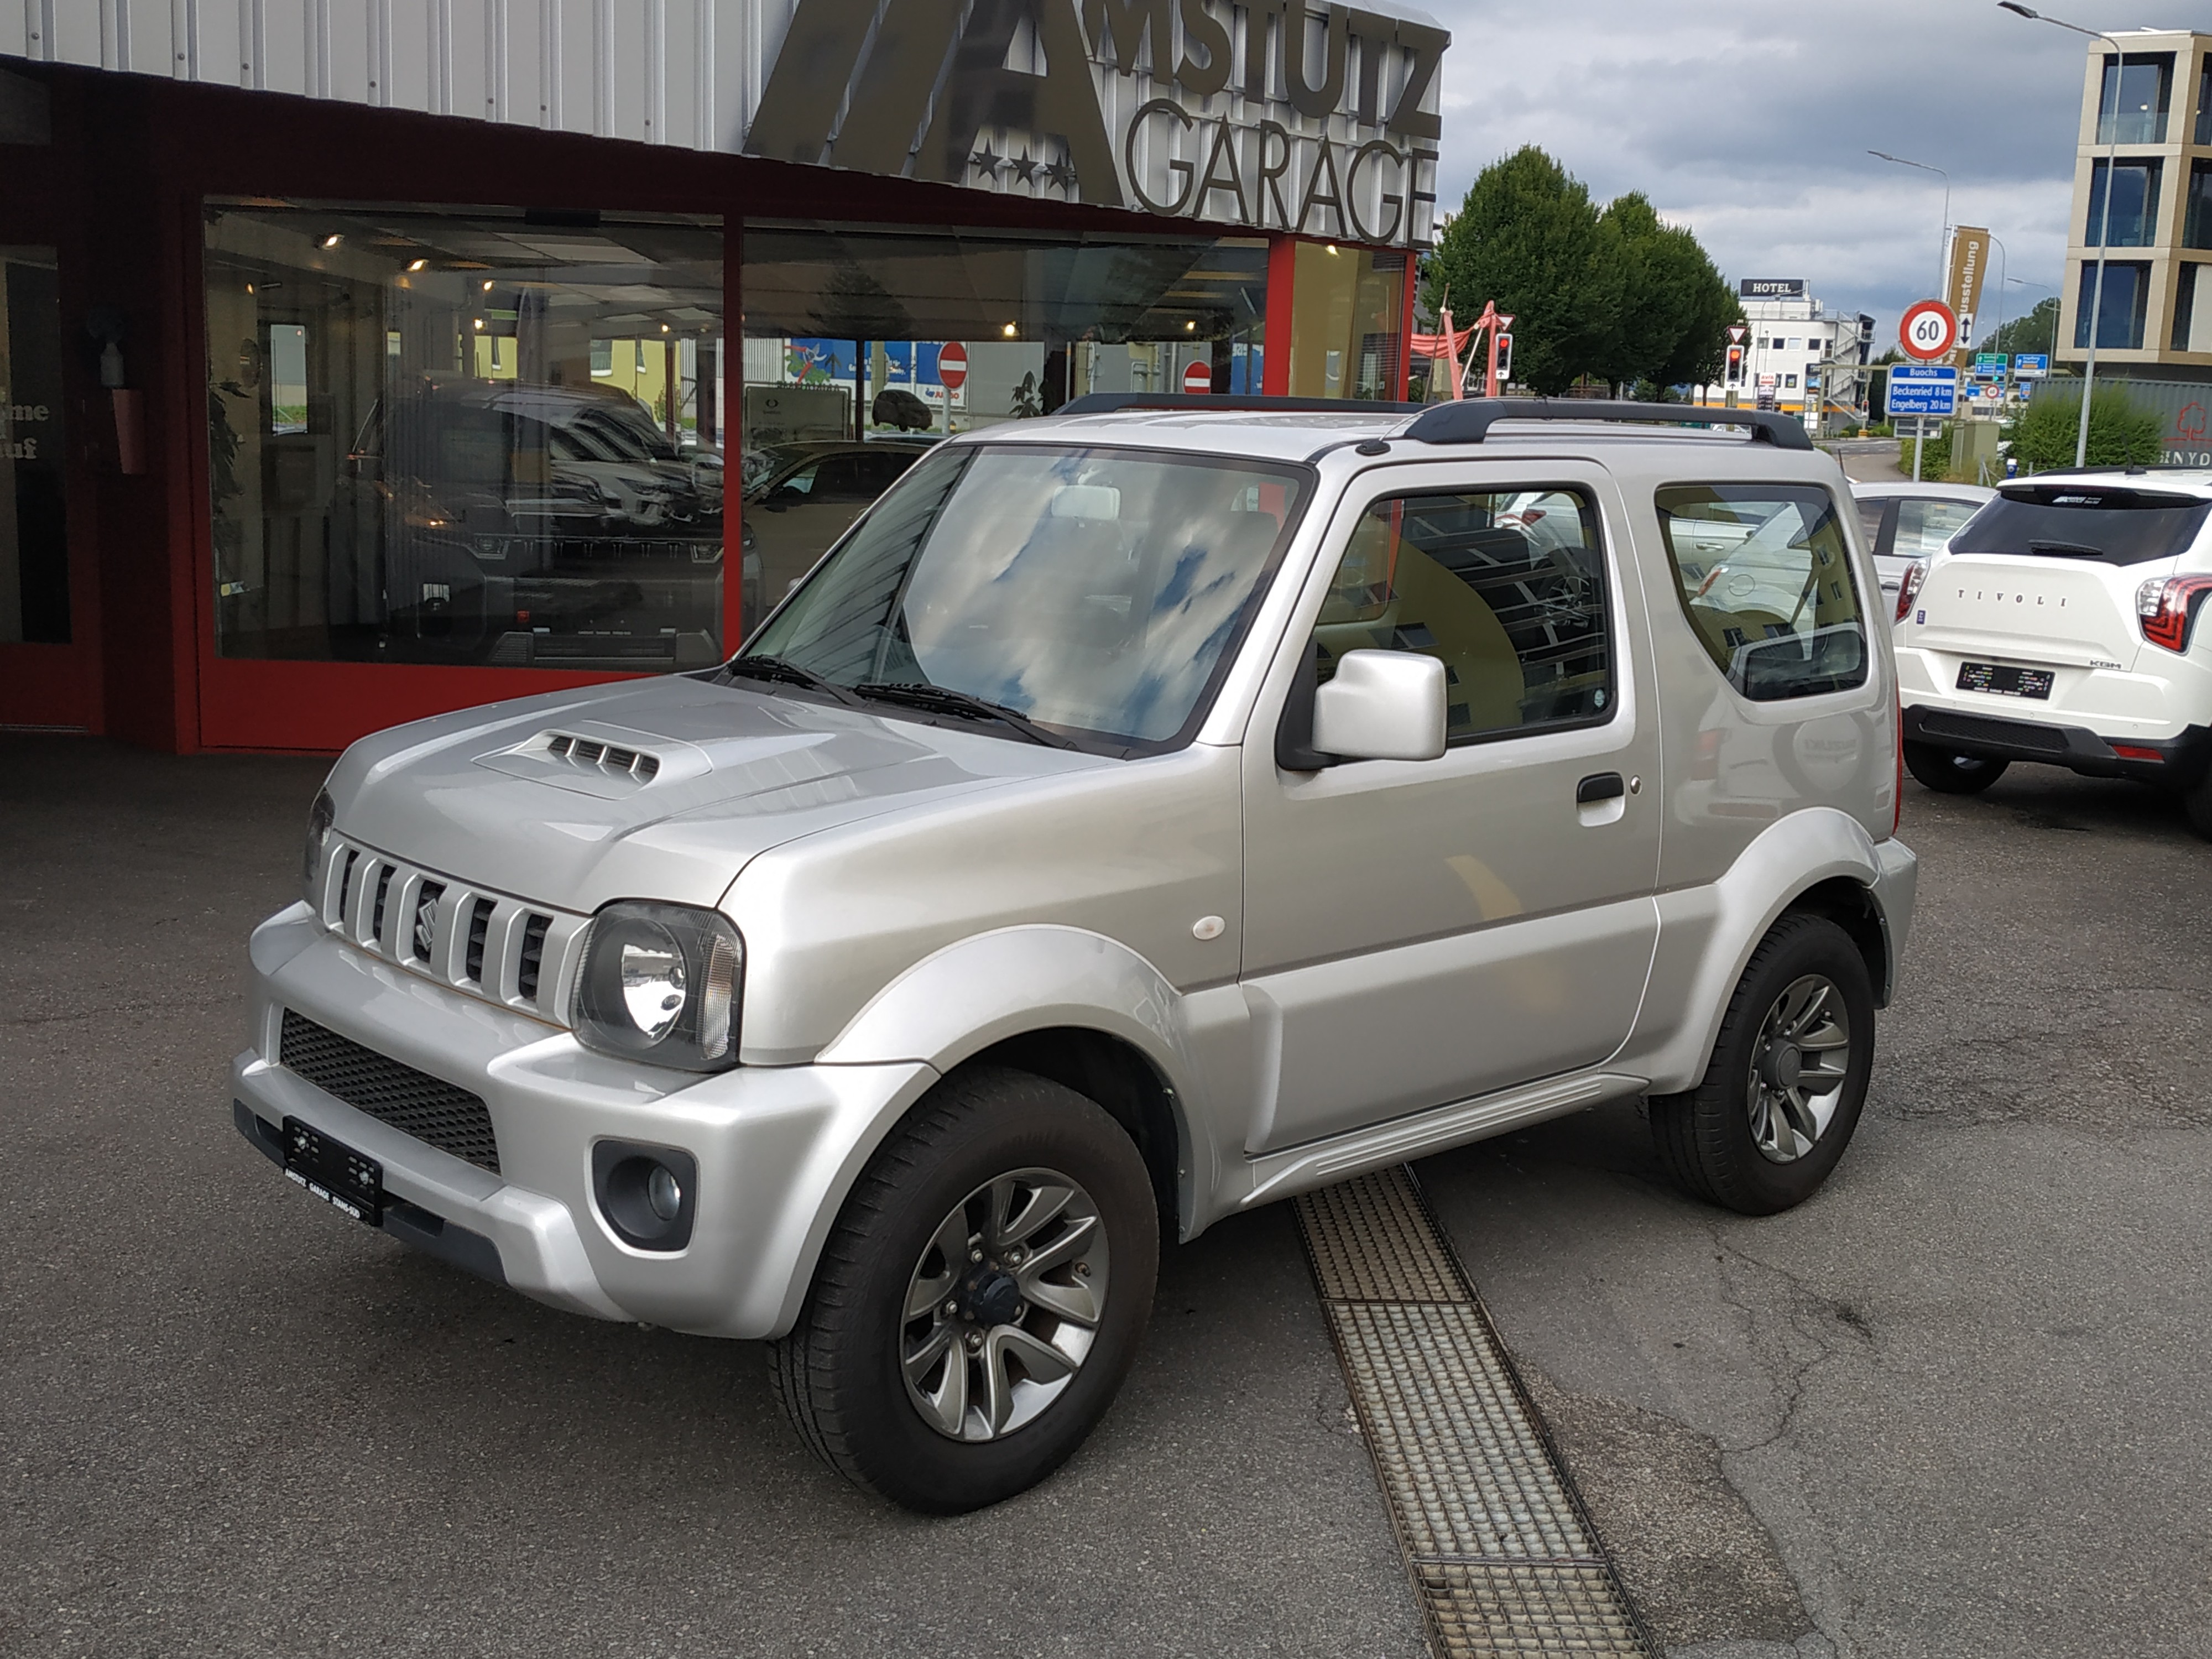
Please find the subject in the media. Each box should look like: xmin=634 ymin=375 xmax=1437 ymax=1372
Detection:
xmin=473 ymin=318 xmax=485 ymax=331
xmin=1326 ymin=243 xmax=1339 ymax=255
xmin=482 ymin=279 xmax=494 ymax=291
xmin=321 ymin=233 xmax=342 ymax=249
xmin=408 ymin=258 xmax=427 ymax=272
xmin=661 ymin=322 xmax=671 ymax=333
xmin=1185 ymin=320 xmax=1196 ymax=332
xmin=244 ymin=283 xmax=254 ymax=295
xmin=1003 ymin=322 xmax=1018 ymax=337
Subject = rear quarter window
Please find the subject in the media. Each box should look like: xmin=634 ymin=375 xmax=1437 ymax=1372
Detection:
xmin=1655 ymin=484 xmax=1868 ymax=702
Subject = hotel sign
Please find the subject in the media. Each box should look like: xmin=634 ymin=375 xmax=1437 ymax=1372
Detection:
xmin=743 ymin=0 xmax=1449 ymax=246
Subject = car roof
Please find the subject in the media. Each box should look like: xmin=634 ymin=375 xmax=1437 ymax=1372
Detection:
xmin=973 ymin=406 xmax=1836 ymax=470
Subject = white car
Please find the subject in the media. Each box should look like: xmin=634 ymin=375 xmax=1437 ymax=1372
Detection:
xmin=1851 ymin=480 xmax=1992 ymax=603
xmin=1893 ymin=469 xmax=2212 ymax=834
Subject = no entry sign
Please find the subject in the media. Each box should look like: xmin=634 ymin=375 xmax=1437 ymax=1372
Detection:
xmin=1900 ymin=300 xmax=1959 ymax=362
xmin=1182 ymin=359 xmax=1214 ymax=394
xmin=936 ymin=341 xmax=968 ymax=392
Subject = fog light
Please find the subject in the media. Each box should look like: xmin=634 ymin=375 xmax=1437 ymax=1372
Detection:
xmin=647 ymin=1164 xmax=683 ymax=1222
xmin=591 ymin=1140 xmax=698 ymax=1252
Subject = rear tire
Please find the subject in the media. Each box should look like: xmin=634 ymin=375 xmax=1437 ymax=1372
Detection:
xmin=2183 ymin=773 xmax=2212 ymax=841
xmin=770 ymin=1066 xmax=1158 ymax=1514
xmin=1650 ymin=914 xmax=1876 ymax=1217
xmin=1905 ymin=742 xmax=2008 ymax=794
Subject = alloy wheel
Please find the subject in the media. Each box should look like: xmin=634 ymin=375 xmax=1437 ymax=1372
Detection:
xmin=1745 ymin=973 xmax=1853 ymax=1164
xmin=899 ymin=1168 xmax=1109 ymax=1442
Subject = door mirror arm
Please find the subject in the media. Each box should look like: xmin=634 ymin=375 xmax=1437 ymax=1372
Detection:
xmin=1275 ymin=640 xmax=1334 ymax=771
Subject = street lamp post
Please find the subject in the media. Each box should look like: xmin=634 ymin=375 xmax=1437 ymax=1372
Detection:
xmin=1998 ymin=3 xmax=2128 ymax=468
xmin=1869 ymin=150 xmax=1952 ymax=302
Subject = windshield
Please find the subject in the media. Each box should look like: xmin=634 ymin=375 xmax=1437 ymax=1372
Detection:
xmin=1952 ymin=484 xmax=2211 ymax=567
xmin=739 ymin=444 xmax=1311 ymax=752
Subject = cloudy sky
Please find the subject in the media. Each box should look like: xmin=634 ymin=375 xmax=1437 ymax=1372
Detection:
xmin=1419 ymin=0 xmax=2109 ymax=344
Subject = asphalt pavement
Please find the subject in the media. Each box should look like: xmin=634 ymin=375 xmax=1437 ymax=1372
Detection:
xmin=3 ymin=735 xmax=2208 ymax=1657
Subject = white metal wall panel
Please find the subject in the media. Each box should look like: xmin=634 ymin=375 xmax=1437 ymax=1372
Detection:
xmin=6 ymin=0 xmax=1444 ymax=242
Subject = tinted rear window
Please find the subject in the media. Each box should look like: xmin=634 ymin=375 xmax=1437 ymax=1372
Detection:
xmin=1950 ymin=484 xmax=2210 ymax=566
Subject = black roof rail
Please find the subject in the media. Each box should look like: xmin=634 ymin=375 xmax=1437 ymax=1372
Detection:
xmin=1404 ymin=398 xmax=1815 ymax=452
xmin=1055 ymin=392 xmax=1424 ymax=417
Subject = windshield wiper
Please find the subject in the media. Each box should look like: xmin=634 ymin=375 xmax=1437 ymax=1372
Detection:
xmin=854 ymin=681 xmax=1080 ymax=749
xmin=2025 ymin=539 xmax=2108 ymax=559
xmin=722 ymin=655 xmax=866 ymax=706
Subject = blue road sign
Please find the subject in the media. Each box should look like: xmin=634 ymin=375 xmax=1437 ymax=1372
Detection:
xmin=1888 ymin=364 xmax=1959 ymax=417
xmin=2013 ymin=353 xmax=2049 ymax=378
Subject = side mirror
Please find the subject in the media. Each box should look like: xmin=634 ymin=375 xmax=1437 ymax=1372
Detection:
xmin=1311 ymin=649 xmax=1447 ymax=762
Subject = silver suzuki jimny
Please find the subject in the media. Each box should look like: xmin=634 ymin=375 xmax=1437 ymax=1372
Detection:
xmin=236 ymin=397 xmax=1917 ymax=1512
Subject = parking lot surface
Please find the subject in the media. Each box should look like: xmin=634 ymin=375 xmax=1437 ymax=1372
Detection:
xmin=3 ymin=736 xmax=2208 ymax=1657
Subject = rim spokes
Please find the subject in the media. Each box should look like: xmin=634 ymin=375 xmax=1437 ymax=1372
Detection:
xmin=900 ymin=1166 xmax=1109 ymax=1442
xmin=1749 ymin=974 xmax=1853 ymax=1164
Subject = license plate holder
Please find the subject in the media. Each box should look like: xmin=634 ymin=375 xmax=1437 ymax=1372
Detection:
xmin=281 ymin=1117 xmax=383 ymax=1225
xmin=1957 ymin=661 xmax=2054 ymax=700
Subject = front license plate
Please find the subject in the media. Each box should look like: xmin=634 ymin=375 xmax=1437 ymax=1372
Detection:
xmin=281 ymin=1117 xmax=383 ymax=1225
xmin=1957 ymin=661 xmax=2054 ymax=700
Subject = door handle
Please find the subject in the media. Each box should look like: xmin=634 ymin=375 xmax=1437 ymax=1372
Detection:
xmin=1576 ymin=771 xmax=1625 ymax=805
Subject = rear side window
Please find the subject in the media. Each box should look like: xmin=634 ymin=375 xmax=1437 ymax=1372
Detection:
xmin=1949 ymin=484 xmax=2211 ymax=566
xmin=1655 ymin=484 xmax=1867 ymax=702
xmin=1893 ymin=497 xmax=1984 ymax=558
xmin=1314 ymin=488 xmax=1611 ymax=743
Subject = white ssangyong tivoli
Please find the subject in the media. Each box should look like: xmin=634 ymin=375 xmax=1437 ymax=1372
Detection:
xmin=1893 ymin=468 xmax=2212 ymax=833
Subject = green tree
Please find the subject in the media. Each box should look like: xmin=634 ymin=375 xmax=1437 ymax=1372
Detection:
xmin=1974 ymin=296 xmax=2058 ymax=358
xmin=1422 ymin=147 xmax=1621 ymax=395
xmin=1590 ymin=194 xmax=1741 ymax=396
xmin=2002 ymin=383 xmax=2162 ymax=471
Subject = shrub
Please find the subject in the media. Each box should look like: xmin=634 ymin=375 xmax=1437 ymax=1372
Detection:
xmin=2004 ymin=386 xmax=2162 ymax=472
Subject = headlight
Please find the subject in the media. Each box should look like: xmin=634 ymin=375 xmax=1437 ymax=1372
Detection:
xmin=302 ymin=788 xmax=335 ymax=898
xmin=573 ymin=901 xmax=743 ymax=1072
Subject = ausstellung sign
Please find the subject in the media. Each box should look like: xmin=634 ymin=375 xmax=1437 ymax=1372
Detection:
xmin=744 ymin=0 xmax=1449 ymax=246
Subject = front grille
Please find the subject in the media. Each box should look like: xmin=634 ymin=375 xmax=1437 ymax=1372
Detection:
xmin=1920 ymin=709 xmax=2068 ymax=754
xmin=308 ymin=836 xmax=586 ymax=1020
xmin=279 ymin=1010 xmax=501 ymax=1173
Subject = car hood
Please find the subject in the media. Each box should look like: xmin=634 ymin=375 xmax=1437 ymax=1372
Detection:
xmin=324 ymin=675 xmax=1111 ymax=911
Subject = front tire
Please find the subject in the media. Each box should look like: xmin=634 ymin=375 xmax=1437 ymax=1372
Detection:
xmin=1650 ymin=914 xmax=1876 ymax=1216
xmin=770 ymin=1066 xmax=1159 ymax=1513
xmin=1905 ymin=742 xmax=2008 ymax=794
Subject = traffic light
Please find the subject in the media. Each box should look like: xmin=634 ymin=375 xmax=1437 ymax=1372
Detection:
xmin=1725 ymin=343 xmax=1745 ymax=385
xmin=1494 ymin=332 xmax=1513 ymax=383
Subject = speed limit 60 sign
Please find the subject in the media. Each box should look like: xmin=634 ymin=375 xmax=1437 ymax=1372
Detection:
xmin=1900 ymin=300 xmax=1959 ymax=362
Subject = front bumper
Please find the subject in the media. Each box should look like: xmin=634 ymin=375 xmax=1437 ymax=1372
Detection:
xmin=234 ymin=902 xmax=937 ymax=1339
xmin=1901 ymin=703 xmax=2212 ymax=786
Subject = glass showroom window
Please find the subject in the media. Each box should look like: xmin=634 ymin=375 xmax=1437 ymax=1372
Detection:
xmin=1289 ymin=242 xmax=1405 ymax=400
xmin=2086 ymin=159 xmax=2163 ymax=248
xmin=1 ymin=245 xmax=67 ymax=645
xmin=203 ymin=203 xmax=724 ymax=670
xmin=737 ymin=224 xmax=1267 ymax=611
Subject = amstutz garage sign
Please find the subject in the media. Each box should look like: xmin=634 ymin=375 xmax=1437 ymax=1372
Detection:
xmin=744 ymin=0 xmax=1449 ymax=247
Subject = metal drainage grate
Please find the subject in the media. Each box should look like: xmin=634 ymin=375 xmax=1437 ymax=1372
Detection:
xmin=1294 ymin=1166 xmax=1653 ymax=1658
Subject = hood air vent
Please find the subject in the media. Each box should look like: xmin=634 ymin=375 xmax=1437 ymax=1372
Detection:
xmin=545 ymin=733 xmax=661 ymax=781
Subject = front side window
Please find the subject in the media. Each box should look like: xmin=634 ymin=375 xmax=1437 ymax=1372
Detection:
xmin=744 ymin=445 xmax=1310 ymax=752
xmin=1312 ymin=488 xmax=1612 ymax=743
xmin=1656 ymin=484 xmax=1867 ymax=702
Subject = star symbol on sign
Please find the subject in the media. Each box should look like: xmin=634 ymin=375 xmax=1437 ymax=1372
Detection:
xmin=1045 ymin=156 xmax=1078 ymax=191
xmin=1009 ymin=150 xmax=1039 ymax=184
xmin=969 ymin=142 xmax=1003 ymax=176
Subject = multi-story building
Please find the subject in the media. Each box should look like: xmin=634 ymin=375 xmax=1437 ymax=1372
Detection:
xmin=2058 ymin=29 xmax=2212 ymax=375
xmin=1697 ymin=279 xmax=1874 ymax=431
